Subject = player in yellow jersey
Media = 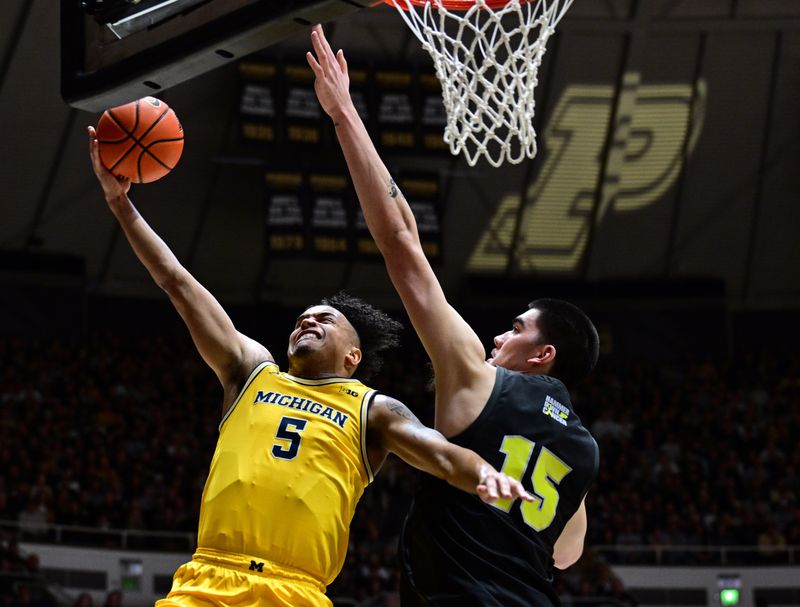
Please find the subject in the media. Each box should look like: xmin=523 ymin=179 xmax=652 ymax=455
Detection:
xmin=309 ymin=25 xmax=598 ymax=607
xmin=87 ymin=128 xmax=533 ymax=607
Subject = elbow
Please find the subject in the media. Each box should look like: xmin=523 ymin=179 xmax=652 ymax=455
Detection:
xmin=154 ymin=271 xmax=177 ymax=294
xmin=553 ymin=541 xmax=584 ymax=570
xmin=376 ymin=225 xmax=417 ymax=254
xmin=154 ymin=266 xmax=186 ymax=296
xmin=382 ymin=234 xmax=427 ymax=279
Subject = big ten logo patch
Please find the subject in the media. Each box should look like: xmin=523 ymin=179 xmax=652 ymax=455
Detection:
xmin=339 ymin=386 xmax=359 ymax=398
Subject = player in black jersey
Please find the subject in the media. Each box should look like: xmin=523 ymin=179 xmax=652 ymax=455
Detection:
xmin=309 ymin=25 xmax=600 ymax=606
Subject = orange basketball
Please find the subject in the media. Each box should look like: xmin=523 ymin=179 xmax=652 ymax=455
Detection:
xmin=95 ymin=96 xmax=184 ymax=184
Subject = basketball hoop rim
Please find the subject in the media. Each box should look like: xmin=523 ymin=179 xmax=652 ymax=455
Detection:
xmin=381 ymin=0 xmax=534 ymax=11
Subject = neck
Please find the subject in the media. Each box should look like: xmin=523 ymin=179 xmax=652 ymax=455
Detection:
xmin=287 ymin=361 xmax=348 ymax=380
xmin=291 ymin=370 xmax=345 ymax=379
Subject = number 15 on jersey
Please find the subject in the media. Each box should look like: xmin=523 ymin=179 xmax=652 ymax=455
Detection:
xmin=491 ymin=436 xmax=571 ymax=531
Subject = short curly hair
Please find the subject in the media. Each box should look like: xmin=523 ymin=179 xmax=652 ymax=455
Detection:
xmin=318 ymin=291 xmax=403 ymax=382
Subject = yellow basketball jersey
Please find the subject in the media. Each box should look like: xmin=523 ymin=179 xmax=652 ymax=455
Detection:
xmin=197 ymin=361 xmax=375 ymax=586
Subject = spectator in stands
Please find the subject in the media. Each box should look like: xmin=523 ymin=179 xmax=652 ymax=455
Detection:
xmin=757 ymin=524 xmax=787 ymax=563
xmin=101 ymin=591 xmax=122 ymax=607
xmin=72 ymin=593 xmax=94 ymax=607
xmin=2 ymin=336 xmax=799 ymax=601
xmin=16 ymin=499 xmax=48 ymax=539
xmin=0 ymin=486 xmax=10 ymax=521
xmin=23 ymin=554 xmax=39 ymax=575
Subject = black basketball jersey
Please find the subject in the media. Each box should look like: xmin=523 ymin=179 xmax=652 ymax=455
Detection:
xmin=400 ymin=366 xmax=599 ymax=607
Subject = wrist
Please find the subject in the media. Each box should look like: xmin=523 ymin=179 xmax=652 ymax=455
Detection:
xmin=330 ymin=103 xmax=359 ymax=128
xmin=106 ymin=192 xmax=132 ymax=215
xmin=106 ymin=192 xmax=125 ymax=206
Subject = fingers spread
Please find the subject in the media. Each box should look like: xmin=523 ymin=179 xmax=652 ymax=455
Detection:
xmin=484 ymin=475 xmax=498 ymax=500
xmin=511 ymin=479 xmax=535 ymax=502
xmin=478 ymin=473 xmax=536 ymax=504
xmin=310 ymin=31 xmax=330 ymax=74
xmin=320 ymin=30 xmax=338 ymax=68
xmin=306 ymin=51 xmax=322 ymax=76
xmin=498 ymin=475 xmax=512 ymax=499
xmin=311 ymin=26 xmax=339 ymax=76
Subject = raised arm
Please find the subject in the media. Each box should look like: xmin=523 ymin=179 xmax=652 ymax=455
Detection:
xmin=367 ymin=395 xmax=533 ymax=503
xmin=307 ymin=26 xmax=494 ymax=433
xmin=88 ymin=127 xmax=271 ymax=410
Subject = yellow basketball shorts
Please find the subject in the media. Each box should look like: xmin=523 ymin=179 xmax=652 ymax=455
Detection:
xmin=155 ymin=548 xmax=332 ymax=607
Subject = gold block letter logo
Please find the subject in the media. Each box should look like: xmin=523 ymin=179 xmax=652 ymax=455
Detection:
xmin=469 ymin=75 xmax=706 ymax=272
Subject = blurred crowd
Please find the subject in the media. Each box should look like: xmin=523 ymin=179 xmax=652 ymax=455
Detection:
xmin=582 ymin=353 xmax=800 ymax=563
xmin=1 ymin=334 xmax=798 ymax=603
xmin=0 ymin=529 xmax=120 ymax=607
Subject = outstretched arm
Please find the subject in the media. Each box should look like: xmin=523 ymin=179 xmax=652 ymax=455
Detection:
xmin=308 ymin=26 xmax=492 ymax=433
xmin=367 ymin=395 xmax=533 ymax=503
xmin=88 ymin=127 xmax=271 ymax=409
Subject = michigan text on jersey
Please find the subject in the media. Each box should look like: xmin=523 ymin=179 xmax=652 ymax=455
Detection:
xmin=254 ymin=390 xmax=349 ymax=428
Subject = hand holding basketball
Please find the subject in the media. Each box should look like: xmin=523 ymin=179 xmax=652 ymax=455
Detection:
xmin=88 ymin=126 xmax=131 ymax=201
xmin=94 ymin=96 xmax=184 ymax=184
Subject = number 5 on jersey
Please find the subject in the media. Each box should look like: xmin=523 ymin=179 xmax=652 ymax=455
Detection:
xmin=491 ymin=436 xmax=571 ymax=531
xmin=272 ymin=416 xmax=307 ymax=460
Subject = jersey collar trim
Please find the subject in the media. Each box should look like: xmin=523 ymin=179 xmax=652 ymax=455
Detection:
xmin=359 ymin=390 xmax=377 ymax=484
xmin=282 ymin=373 xmax=362 ymax=386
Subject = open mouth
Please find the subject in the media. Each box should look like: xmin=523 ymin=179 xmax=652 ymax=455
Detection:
xmin=296 ymin=330 xmax=322 ymax=345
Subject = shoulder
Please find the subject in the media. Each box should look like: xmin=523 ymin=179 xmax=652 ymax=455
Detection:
xmin=368 ymin=394 xmax=421 ymax=424
xmin=364 ymin=394 xmax=428 ymax=457
xmin=239 ymin=333 xmax=275 ymax=367
xmin=221 ymin=335 xmax=274 ymax=386
xmin=498 ymin=371 xmax=571 ymax=405
xmin=524 ymin=372 xmax=569 ymax=392
xmin=220 ymin=355 xmax=278 ymax=419
xmin=366 ymin=395 xmax=435 ymax=446
xmin=229 ymin=339 xmax=275 ymax=386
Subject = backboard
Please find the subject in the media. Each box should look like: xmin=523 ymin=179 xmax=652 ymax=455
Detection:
xmin=61 ymin=0 xmax=369 ymax=111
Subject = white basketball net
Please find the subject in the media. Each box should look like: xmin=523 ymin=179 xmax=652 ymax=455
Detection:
xmin=389 ymin=0 xmax=574 ymax=167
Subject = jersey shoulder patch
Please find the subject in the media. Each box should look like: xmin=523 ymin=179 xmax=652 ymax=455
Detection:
xmin=541 ymin=394 xmax=570 ymax=426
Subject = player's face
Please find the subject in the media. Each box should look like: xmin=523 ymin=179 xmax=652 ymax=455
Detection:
xmin=487 ymin=308 xmax=546 ymax=371
xmin=288 ymin=305 xmax=359 ymax=368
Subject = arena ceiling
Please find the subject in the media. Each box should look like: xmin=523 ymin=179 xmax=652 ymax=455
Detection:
xmin=1 ymin=0 xmax=799 ymax=310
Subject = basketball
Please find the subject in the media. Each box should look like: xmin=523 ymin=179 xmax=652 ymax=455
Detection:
xmin=95 ymin=96 xmax=184 ymax=184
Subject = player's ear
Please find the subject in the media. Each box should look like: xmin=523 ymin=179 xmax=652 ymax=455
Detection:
xmin=345 ymin=346 xmax=362 ymax=372
xmin=527 ymin=344 xmax=556 ymax=369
